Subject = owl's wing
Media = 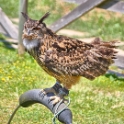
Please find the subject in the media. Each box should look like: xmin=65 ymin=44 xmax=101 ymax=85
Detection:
xmin=43 ymin=37 xmax=117 ymax=80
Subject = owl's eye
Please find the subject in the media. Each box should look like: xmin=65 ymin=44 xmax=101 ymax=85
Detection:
xmin=24 ymin=25 xmax=27 ymax=29
xmin=33 ymin=27 xmax=40 ymax=30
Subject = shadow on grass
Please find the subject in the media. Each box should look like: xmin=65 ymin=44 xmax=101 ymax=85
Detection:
xmin=105 ymin=73 xmax=124 ymax=82
xmin=0 ymin=38 xmax=16 ymax=51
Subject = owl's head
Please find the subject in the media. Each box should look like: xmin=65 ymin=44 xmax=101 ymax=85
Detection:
xmin=22 ymin=12 xmax=50 ymax=40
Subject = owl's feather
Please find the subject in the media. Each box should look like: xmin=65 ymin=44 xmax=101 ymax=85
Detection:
xmin=22 ymin=12 xmax=118 ymax=89
xmin=39 ymin=35 xmax=117 ymax=80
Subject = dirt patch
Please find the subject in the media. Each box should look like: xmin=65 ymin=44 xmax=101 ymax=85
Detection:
xmin=57 ymin=29 xmax=88 ymax=37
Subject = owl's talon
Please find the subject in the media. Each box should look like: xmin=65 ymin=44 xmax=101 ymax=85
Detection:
xmin=50 ymin=95 xmax=63 ymax=105
xmin=49 ymin=87 xmax=69 ymax=105
xmin=39 ymin=89 xmax=46 ymax=99
xmin=39 ymin=82 xmax=63 ymax=99
xmin=39 ymin=87 xmax=57 ymax=99
xmin=41 ymin=89 xmax=45 ymax=94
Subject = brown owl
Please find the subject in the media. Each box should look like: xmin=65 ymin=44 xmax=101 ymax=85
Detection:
xmin=22 ymin=12 xmax=117 ymax=104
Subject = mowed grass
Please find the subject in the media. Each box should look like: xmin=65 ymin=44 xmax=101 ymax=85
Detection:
xmin=0 ymin=41 xmax=124 ymax=124
xmin=0 ymin=0 xmax=124 ymax=123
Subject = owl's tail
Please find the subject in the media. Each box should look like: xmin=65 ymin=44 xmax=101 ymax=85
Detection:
xmin=83 ymin=38 xmax=118 ymax=80
xmin=91 ymin=37 xmax=118 ymax=60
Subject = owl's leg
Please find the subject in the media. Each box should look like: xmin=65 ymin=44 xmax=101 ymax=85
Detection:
xmin=40 ymin=82 xmax=62 ymax=97
xmin=49 ymin=87 xmax=69 ymax=105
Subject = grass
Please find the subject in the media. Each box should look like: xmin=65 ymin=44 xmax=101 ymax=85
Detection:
xmin=67 ymin=12 xmax=124 ymax=41
xmin=0 ymin=1 xmax=124 ymax=123
xmin=0 ymin=42 xmax=124 ymax=124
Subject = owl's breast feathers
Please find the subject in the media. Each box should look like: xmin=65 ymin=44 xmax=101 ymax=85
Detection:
xmin=29 ymin=35 xmax=117 ymax=81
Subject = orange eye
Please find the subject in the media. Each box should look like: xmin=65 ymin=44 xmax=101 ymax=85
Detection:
xmin=24 ymin=25 xmax=26 ymax=28
xmin=33 ymin=27 xmax=40 ymax=30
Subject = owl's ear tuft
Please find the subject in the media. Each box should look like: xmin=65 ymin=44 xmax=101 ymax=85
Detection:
xmin=39 ymin=12 xmax=50 ymax=23
xmin=21 ymin=12 xmax=30 ymax=20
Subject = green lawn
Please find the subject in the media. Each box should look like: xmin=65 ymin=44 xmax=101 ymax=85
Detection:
xmin=0 ymin=0 xmax=124 ymax=123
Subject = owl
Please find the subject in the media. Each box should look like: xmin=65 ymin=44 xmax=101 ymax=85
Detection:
xmin=22 ymin=12 xmax=117 ymax=104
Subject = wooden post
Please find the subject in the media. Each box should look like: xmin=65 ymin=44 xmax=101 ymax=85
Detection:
xmin=18 ymin=0 xmax=28 ymax=54
xmin=0 ymin=8 xmax=18 ymax=39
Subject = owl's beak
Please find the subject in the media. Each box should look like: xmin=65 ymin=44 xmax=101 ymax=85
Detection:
xmin=27 ymin=29 xmax=33 ymax=36
xmin=27 ymin=29 xmax=31 ymax=35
